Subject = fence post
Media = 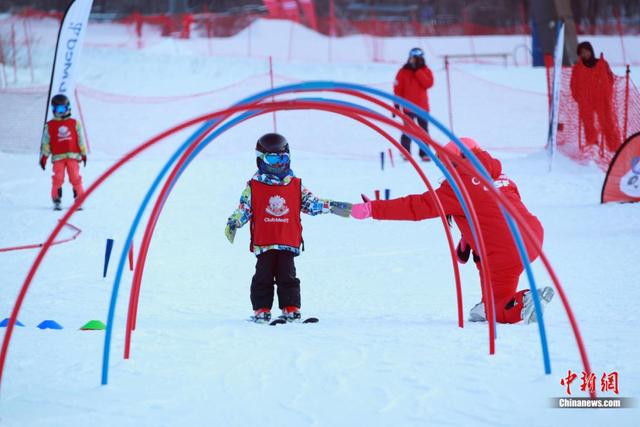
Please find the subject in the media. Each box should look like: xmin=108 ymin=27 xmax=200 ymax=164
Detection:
xmin=623 ymin=65 xmax=630 ymax=140
xmin=444 ymin=55 xmax=454 ymax=132
xmin=23 ymin=18 xmax=34 ymax=83
xmin=10 ymin=22 xmax=17 ymax=83
xmin=544 ymin=53 xmax=553 ymax=114
xmin=0 ymin=31 xmax=7 ymax=88
xmin=287 ymin=20 xmax=294 ymax=61
xmin=247 ymin=19 xmax=252 ymax=57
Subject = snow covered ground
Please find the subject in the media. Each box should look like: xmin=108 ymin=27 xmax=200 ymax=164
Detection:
xmin=0 ymin=18 xmax=639 ymax=426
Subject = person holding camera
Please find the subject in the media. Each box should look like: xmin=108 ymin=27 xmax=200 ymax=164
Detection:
xmin=393 ymin=47 xmax=434 ymax=161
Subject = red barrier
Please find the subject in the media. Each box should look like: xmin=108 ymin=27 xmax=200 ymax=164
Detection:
xmin=0 ymin=222 xmax=81 ymax=253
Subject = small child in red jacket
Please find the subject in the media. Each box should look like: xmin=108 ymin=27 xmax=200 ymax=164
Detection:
xmin=225 ymin=133 xmax=352 ymax=323
xmin=39 ymin=94 xmax=87 ymax=211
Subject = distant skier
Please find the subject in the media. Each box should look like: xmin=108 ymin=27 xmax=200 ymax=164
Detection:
xmin=393 ymin=47 xmax=434 ymax=161
xmin=225 ymin=133 xmax=352 ymax=323
xmin=350 ymin=137 xmax=554 ymax=324
xmin=39 ymin=94 xmax=87 ymax=211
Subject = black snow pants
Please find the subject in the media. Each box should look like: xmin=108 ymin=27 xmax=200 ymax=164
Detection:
xmin=400 ymin=112 xmax=429 ymax=157
xmin=251 ymin=250 xmax=301 ymax=311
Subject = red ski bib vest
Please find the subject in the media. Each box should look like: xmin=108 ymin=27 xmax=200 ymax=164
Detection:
xmin=250 ymin=178 xmax=302 ymax=251
xmin=47 ymin=118 xmax=80 ymax=156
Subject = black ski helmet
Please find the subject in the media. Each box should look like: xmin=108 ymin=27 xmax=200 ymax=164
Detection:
xmin=51 ymin=93 xmax=71 ymax=118
xmin=256 ymin=132 xmax=289 ymax=154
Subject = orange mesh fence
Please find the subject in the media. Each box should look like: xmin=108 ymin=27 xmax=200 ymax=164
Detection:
xmin=556 ymin=66 xmax=640 ymax=170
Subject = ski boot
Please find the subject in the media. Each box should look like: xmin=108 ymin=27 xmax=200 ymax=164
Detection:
xmin=73 ymin=189 xmax=83 ymax=211
xmin=53 ymin=188 xmax=62 ymax=211
xmin=468 ymin=301 xmax=486 ymax=322
xmin=278 ymin=306 xmax=302 ymax=323
xmin=521 ymin=287 xmax=555 ymax=324
xmin=250 ymin=309 xmax=271 ymax=324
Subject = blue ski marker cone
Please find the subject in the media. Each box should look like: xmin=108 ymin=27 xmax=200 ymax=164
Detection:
xmin=103 ymin=238 xmax=114 ymax=278
xmin=37 ymin=320 xmax=63 ymax=330
xmin=0 ymin=318 xmax=25 ymax=327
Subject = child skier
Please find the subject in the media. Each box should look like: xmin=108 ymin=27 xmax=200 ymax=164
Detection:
xmin=39 ymin=94 xmax=87 ymax=211
xmin=225 ymin=133 xmax=352 ymax=323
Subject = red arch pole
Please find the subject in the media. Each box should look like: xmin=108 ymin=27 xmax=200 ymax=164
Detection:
xmin=362 ymin=100 xmax=590 ymax=386
xmin=124 ymin=98 xmax=495 ymax=358
xmin=334 ymin=88 xmax=492 ymax=339
xmin=127 ymin=89 xmax=465 ymax=338
xmin=124 ymin=105 xmax=465 ymax=359
xmin=126 ymin=109 xmax=241 ymax=347
xmin=334 ymin=88 xmax=464 ymax=327
xmin=438 ymin=153 xmax=496 ymax=347
xmin=333 ymin=89 xmax=464 ymax=328
xmin=0 ymin=100 xmax=295 ymax=391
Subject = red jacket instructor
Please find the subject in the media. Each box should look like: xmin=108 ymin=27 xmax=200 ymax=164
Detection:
xmin=350 ymin=138 xmax=554 ymax=324
xmin=393 ymin=47 xmax=434 ymax=161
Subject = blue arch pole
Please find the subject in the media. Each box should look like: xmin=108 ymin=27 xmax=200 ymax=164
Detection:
xmin=103 ymin=97 xmax=497 ymax=386
xmin=99 ymin=119 xmax=220 ymax=385
xmin=99 ymin=110 xmax=265 ymax=385
xmin=255 ymin=84 xmax=551 ymax=374
xmin=103 ymin=97 xmax=486 ymax=385
xmin=102 ymin=82 xmax=549 ymax=384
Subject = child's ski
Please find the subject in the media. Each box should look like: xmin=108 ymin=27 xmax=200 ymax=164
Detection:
xmin=269 ymin=317 xmax=319 ymax=325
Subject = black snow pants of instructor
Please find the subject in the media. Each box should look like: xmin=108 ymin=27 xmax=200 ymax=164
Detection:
xmin=251 ymin=250 xmax=301 ymax=311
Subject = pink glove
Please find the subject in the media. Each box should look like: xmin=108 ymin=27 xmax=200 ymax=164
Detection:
xmin=351 ymin=201 xmax=372 ymax=219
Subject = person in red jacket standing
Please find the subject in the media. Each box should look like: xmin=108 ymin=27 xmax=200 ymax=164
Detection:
xmin=224 ymin=133 xmax=353 ymax=323
xmin=350 ymin=138 xmax=554 ymax=324
xmin=393 ymin=47 xmax=434 ymax=161
xmin=570 ymin=41 xmax=621 ymax=152
xmin=39 ymin=94 xmax=87 ymax=211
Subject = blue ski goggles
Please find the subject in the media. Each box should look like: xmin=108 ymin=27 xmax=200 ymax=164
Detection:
xmin=409 ymin=47 xmax=424 ymax=57
xmin=52 ymin=104 xmax=69 ymax=115
xmin=256 ymin=151 xmax=290 ymax=165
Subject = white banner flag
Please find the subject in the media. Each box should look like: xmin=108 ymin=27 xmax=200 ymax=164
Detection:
xmin=44 ymin=0 xmax=93 ymax=123
xmin=547 ymin=20 xmax=565 ymax=171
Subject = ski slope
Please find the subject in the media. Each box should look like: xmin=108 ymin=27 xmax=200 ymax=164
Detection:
xmin=0 ymin=18 xmax=639 ymax=426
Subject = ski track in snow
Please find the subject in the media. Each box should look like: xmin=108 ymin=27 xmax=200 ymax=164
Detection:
xmin=0 ymin=18 xmax=639 ymax=427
